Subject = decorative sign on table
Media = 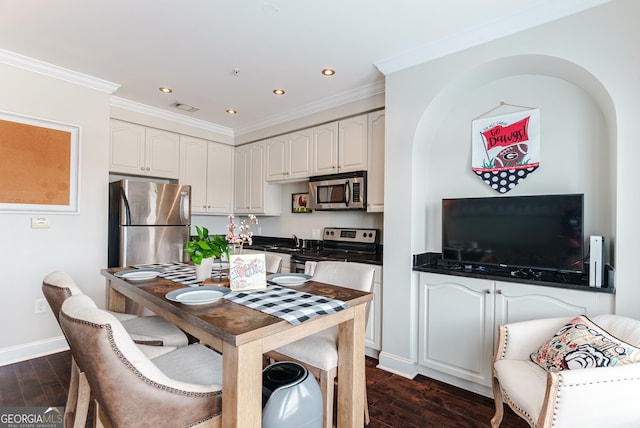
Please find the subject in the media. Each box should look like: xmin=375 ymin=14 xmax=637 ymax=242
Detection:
xmin=229 ymin=253 xmax=267 ymax=291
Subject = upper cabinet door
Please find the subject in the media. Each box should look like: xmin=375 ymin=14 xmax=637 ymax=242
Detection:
xmin=338 ymin=114 xmax=368 ymax=173
xmin=312 ymin=122 xmax=339 ymax=175
xmin=179 ymin=136 xmax=209 ymax=213
xmin=265 ymin=136 xmax=288 ymax=181
xmin=110 ymin=120 xmax=146 ymax=175
xmin=145 ymin=128 xmax=180 ymax=179
xmin=367 ymin=110 xmax=385 ymax=212
xmin=206 ymin=142 xmax=233 ymax=214
xmin=288 ymin=128 xmax=313 ymax=180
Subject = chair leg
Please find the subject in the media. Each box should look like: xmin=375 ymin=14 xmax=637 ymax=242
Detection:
xmin=364 ymin=384 xmax=370 ymax=426
xmin=74 ymin=370 xmax=91 ymax=428
xmin=490 ymin=375 xmax=504 ymax=428
xmin=64 ymin=358 xmax=80 ymax=428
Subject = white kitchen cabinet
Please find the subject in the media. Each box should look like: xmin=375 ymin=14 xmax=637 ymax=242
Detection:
xmin=265 ymin=129 xmax=313 ymax=182
xmin=418 ymin=274 xmax=495 ymax=387
xmin=234 ymin=141 xmax=281 ymax=215
xmin=361 ymin=264 xmax=382 ymax=356
xmin=366 ymin=110 xmax=385 ymax=212
xmin=312 ymin=114 xmax=368 ymax=175
xmin=418 ymin=272 xmax=615 ymax=394
xmin=109 ymin=119 xmax=180 ymax=179
xmin=179 ymin=136 xmax=233 ymax=214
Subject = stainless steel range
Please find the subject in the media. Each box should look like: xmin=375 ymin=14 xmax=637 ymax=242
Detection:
xmin=290 ymin=227 xmax=380 ymax=272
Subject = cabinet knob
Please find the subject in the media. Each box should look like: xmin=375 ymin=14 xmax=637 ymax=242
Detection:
xmin=485 ymin=289 xmax=491 ymax=294
xmin=140 ymin=167 xmax=145 ymax=171
xmin=496 ymin=289 xmax=502 ymax=295
xmin=146 ymin=167 xmax=150 ymax=171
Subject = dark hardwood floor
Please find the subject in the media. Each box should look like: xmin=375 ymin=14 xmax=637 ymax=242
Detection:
xmin=0 ymin=351 xmax=528 ymax=427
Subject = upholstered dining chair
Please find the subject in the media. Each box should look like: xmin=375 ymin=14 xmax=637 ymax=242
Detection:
xmin=59 ymin=294 xmax=223 ymax=428
xmin=265 ymin=253 xmax=283 ymax=273
xmin=42 ymin=271 xmax=189 ymax=428
xmin=492 ymin=314 xmax=640 ymax=428
xmin=265 ymin=261 xmax=375 ymax=428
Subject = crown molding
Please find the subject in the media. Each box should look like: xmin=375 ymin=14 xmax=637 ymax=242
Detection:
xmin=110 ymin=97 xmax=235 ymax=137
xmin=235 ymin=79 xmax=385 ymax=137
xmin=375 ymin=0 xmax=612 ymax=75
xmin=0 ymin=49 xmax=120 ymax=94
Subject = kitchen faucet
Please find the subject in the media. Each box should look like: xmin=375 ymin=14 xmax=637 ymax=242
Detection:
xmin=293 ymin=234 xmax=300 ymax=248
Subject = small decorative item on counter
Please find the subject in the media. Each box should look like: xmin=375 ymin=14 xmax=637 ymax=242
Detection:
xmin=184 ymin=226 xmax=230 ymax=281
xmin=226 ymin=214 xmax=257 ymax=254
xmin=226 ymin=214 xmax=266 ymax=290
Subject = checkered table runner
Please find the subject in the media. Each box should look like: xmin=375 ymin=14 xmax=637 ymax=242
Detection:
xmin=224 ymin=285 xmax=349 ymax=325
xmin=133 ymin=262 xmax=227 ymax=287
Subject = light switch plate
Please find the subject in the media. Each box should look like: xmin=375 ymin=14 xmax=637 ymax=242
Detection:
xmin=31 ymin=217 xmax=50 ymax=229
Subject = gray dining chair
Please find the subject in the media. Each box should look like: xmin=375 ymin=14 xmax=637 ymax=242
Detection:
xmin=59 ymin=294 xmax=223 ymax=428
xmin=42 ymin=271 xmax=189 ymax=428
xmin=265 ymin=261 xmax=375 ymax=428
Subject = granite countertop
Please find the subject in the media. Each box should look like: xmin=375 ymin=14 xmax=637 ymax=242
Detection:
xmin=413 ymin=252 xmax=615 ymax=294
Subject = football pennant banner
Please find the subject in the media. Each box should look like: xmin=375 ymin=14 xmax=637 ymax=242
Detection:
xmin=471 ymin=108 xmax=540 ymax=193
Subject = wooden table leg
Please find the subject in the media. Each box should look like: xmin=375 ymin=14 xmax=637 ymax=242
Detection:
xmin=337 ymin=304 xmax=366 ymax=428
xmin=222 ymin=340 xmax=263 ymax=428
xmin=105 ymin=279 xmax=126 ymax=312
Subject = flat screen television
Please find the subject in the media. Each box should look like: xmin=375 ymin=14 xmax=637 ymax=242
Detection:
xmin=442 ymin=194 xmax=584 ymax=273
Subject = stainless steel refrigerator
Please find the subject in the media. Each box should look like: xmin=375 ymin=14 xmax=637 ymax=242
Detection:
xmin=108 ymin=179 xmax=191 ymax=267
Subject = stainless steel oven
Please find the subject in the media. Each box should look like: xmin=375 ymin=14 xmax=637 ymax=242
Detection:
xmin=308 ymin=171 xmax=367 ymax=211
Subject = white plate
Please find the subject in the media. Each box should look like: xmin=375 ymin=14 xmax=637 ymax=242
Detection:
xmin=165 ymin=286 xmax=231 ymax=305
xmin=266 ymin=273 xmax=312 ymax=286
xmin=115 ymin=268 xmax=161 ymax=281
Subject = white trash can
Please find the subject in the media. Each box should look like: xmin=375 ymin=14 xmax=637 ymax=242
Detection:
xmin=262 ymin=361 xmax=323 ymax=428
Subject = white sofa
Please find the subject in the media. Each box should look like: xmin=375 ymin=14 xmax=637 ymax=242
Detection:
xmin=491 ymin=314 xmax=640 ymax=427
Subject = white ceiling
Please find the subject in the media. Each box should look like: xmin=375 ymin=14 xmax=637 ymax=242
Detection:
xmin=0 ymin=0 xmax=608 ymax=136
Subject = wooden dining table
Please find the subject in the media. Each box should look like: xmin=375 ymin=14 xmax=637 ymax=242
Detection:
xmin=102 ymin=267 xmax=372 ymax=428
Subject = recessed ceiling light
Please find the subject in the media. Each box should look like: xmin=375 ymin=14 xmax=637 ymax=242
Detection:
xmin=159 ymin=87 xmax=173 ymax=93
xmin=226 ymin=109 xmax=237 ymax=114
xmin=273 ymin=89 xmax=285 ymax=95
xmin=321 ymin=68 xmax=335 ymax=76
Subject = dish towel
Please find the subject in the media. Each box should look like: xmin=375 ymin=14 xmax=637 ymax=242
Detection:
xmin=133 ymin=262 xmax=227 ymax=287
xmin=224 ymin=285 xmax=349 ymax=325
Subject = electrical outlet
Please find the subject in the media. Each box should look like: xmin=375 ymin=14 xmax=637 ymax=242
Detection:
xmin=34 ymin=298 xmax=47 ymax=314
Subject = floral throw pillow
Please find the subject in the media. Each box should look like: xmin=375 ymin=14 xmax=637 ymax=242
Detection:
xmin=530 ymin=315 xmax=640 ymax=371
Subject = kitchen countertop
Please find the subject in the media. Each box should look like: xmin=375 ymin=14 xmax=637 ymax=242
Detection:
xmin=245 ymin=236 xmax=383 ymax=266
xmin=412 ymin=252 xmax=614 ymax=294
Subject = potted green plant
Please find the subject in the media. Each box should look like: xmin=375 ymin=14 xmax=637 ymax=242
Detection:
xmin=184 ymin=226 xmax=230 ymax=281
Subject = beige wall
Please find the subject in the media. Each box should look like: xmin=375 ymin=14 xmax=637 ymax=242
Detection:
xmin=0 ymin=62 xmax=112 ymax=362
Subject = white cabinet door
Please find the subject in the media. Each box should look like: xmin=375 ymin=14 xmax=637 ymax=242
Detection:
xmin=288 ymin=129 xmax=313 ymax=180
xmin=234 ymin=141 xmax=281 ymax=215
xmin=109 ymin=120 xmax=179 ymax=179
xmin=338 ymin=114 xmax=368 ymax=172
xmin=312 ymin=122 xmax=339 ymax=175
xmin=265 ymin=135 xmax=288 ymax=181
xmin=494 ymin=281 xmax=614 ymax=327
xmin=144 ymin=128 xmax=180 ymax=179
xmin=206 ymin=143 xmax=233 ymax=214
xmin=234 ymin=145 xmax=251 ymax=212
xmin=419 ymin=273 xmax=494 ymax=387
xmin=367 ymin=110 xmax=385 ymax=212
xmin=180 ymin=138 xmax=233 ymax=214
xmin=179 ymin=136 xmax=209 ymax=213
xmin=109 ymin=120 xmax=145 ymax=175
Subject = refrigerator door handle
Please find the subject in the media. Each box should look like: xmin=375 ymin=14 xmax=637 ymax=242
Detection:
xmin=121 ymin=186 xmax=132 ymax=226
xmin=180 ymin=191 xmax=190 ymax=224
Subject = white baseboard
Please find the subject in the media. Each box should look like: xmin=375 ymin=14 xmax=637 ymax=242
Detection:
xmin=376 ymin=351 xmax=418 ymax=379
xmin=0 ymin=336 xmax=69 ymax=367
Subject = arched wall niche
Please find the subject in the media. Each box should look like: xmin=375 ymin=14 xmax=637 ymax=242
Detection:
xmin=410 ymin=54 xmax=616 ymax=265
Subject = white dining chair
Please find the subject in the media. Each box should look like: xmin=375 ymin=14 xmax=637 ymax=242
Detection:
xmin=265 ymin=261 xmax=375 ymax=428
xmin=59 ymin=294 xmax=223 ymax=428
xmin=265 ymin=253 xmax=283 ymax=273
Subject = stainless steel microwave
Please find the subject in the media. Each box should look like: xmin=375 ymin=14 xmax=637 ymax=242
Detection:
xmin=308 ymin=170 xmax=367 ymax=210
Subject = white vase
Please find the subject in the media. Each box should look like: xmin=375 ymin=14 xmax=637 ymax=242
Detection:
xmin=195 ymin=257 xmax=214 ymax=281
